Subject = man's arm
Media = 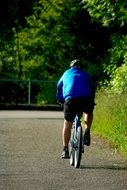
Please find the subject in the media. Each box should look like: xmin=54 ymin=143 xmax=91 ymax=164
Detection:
xmin=56 ymin=78 xmax=64 ymax=103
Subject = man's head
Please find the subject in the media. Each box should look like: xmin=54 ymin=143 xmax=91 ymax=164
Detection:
xmin=70 ymin=59 xmax=82 ymax=68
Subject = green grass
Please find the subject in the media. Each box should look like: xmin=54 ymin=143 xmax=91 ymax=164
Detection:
xmin=92 ymin=90 xmax=127 ymax=157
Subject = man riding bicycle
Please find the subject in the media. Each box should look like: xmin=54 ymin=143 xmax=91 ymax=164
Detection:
xmin=56 ymin=59 xmax=95 ymax=158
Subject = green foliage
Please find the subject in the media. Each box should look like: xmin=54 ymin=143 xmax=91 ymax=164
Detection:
xmin=0 ymin=0 xmax=119 ymax=83
xmin=36 ymin=81 xmax=57 ymax=105
xmin=110 ymin=62 xmax=127 ymax=93
xmin=81 ymin=0 xmax=127 ymax=91
xmin=109 ymin=34 xmax=127 ymax=66
xmin=102 ymin=34 xmax=127 ymax=90
xmin=12 ymin=0 xmax=80 ymax=80
xmin=93 ymin=90 xmax=127 ymax=156
xmin=16 ymin=0 xmax=114 ymax=81
xmin=0 ymin=38 xmax=18 ymax=79
xmin=82 ymin=0 xmax=127 ymax=26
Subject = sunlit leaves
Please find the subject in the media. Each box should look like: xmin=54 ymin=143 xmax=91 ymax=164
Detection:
xmin=82 ymin=0 xmax=127 ymax=26
xmin=110 ymin=62 xmax=127 ymax=93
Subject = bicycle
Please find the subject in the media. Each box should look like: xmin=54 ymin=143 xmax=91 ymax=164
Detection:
xmin=69 ymin=112 xmax=84 ymax=168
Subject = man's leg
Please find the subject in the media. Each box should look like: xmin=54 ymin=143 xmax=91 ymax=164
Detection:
xmin=62 ymin=119 xmax=73 ymax=147
xmin=84 ymin=113 xmax=93 ymax=129
xmin=62 ymin=99 xmax=75 ymax=158
xmin=61 ymin=120 xmax=73 ymax=158
xmin=83 ymin=113 xmax=93 ymax=146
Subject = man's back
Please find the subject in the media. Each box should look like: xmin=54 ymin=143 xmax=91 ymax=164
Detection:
xmin=57 ymin=67 xmax=94 ymax=101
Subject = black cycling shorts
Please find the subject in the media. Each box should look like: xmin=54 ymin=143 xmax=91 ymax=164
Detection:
xmin=64 ymin=97 xmax=95 ymax=122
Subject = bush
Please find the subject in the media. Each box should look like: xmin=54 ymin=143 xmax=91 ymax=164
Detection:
xmin=36 ymin=81 xmax=57 ymax=105
xmin=110 ymin=62 xmax=127 ymax=93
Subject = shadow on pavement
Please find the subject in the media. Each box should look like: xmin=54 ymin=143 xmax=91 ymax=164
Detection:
xmin=81 ymin=164 xmax=127 ymax=170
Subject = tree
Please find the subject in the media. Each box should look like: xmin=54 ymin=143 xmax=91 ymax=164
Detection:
xmin=82 ymin=0 xmax=127 ymax=90
xmin=16 ymin=0 xmax=114 ymax=81
xmin=15 ymin=0 xmax=76 ymax=79
xmin=82 ymin=0 xmax=127 ymax=26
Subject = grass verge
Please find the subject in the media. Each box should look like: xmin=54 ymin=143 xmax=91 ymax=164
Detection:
xmin=92 ymin=90 xmax=127 ymax=157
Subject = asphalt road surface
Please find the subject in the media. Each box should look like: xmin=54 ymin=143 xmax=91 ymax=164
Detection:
xmin=0 ymin=110 xmax=127 ymax=190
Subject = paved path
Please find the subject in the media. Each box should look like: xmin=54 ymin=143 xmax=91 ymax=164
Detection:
xmin=0 ymin=111 xmax=127 ymax=190
xmin=0 ymin=110 xmax=63 ymax=119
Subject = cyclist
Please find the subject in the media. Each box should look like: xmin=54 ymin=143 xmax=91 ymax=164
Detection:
xmin=56 ymin=59 xmax=95 ymax=158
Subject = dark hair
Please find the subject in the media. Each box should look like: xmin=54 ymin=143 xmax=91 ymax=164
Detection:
xmin=70 ymin=59 xmax=82 ymax=68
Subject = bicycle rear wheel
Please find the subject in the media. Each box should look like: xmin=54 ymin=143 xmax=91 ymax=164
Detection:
xmin=74 ymin=126 xmax=82 ymax=168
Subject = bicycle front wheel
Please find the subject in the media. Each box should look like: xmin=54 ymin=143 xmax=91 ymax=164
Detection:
xmin=74 ymin=126 xmax=82 ymax=168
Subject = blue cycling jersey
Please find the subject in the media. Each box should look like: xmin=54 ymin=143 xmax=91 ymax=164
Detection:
xmin=57 ymin=67 xmax=94 ymax=101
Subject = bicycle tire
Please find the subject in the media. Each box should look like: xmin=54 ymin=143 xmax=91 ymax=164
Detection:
xmin=70 ymin=148 xmax=74 ymax=166
xmin=69 ymin=128 xmax=75 ymax=166
xmin=74 ymin=126 xmax=82 ymax=168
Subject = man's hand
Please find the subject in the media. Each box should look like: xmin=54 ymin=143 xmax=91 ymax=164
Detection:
xmin=57 ymin=100 xmax=64 ymax=107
